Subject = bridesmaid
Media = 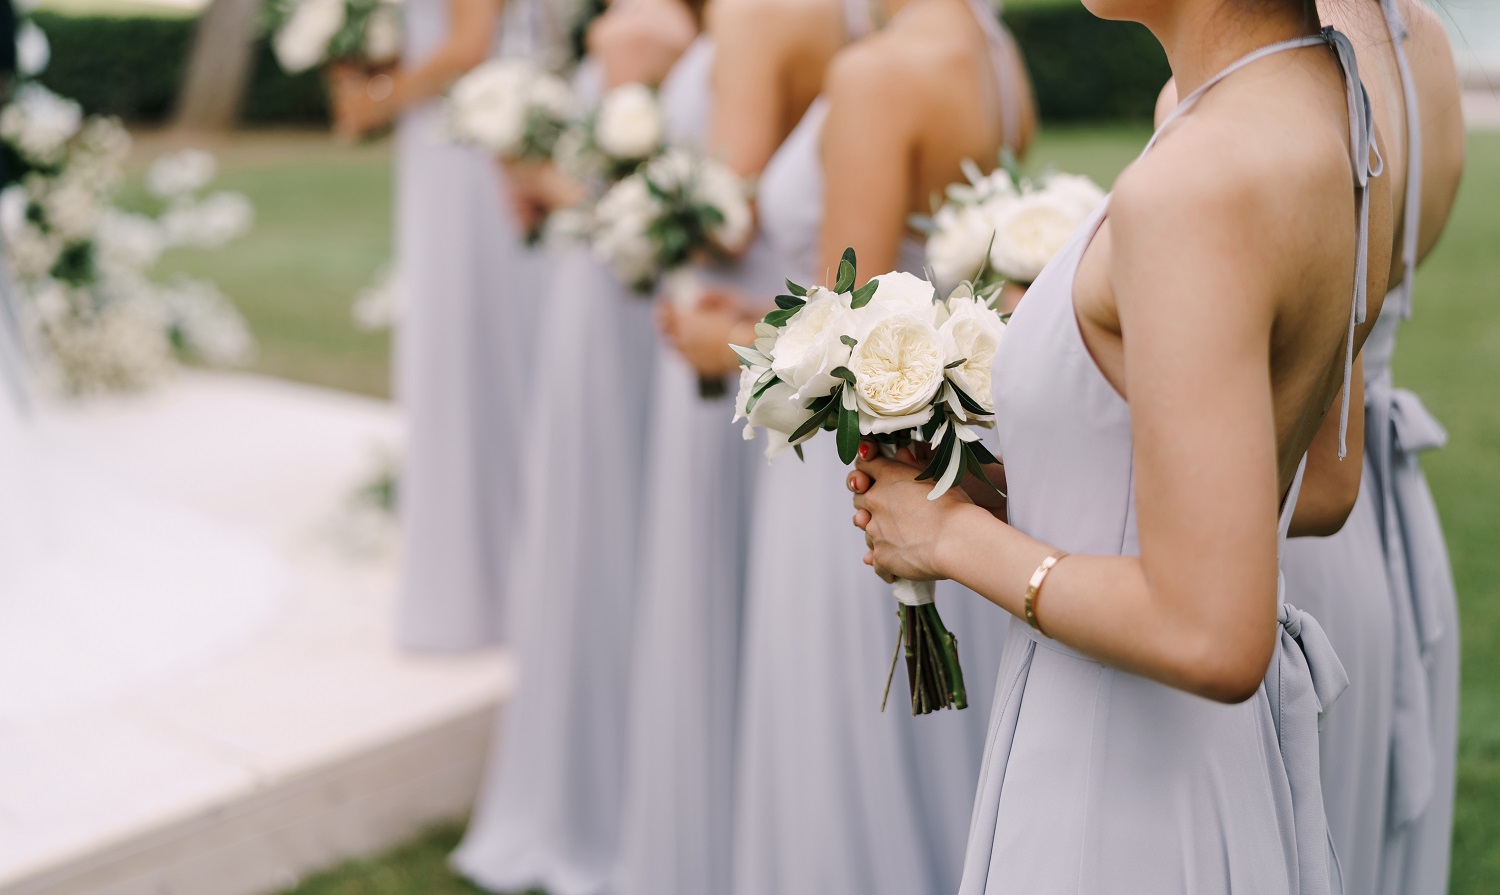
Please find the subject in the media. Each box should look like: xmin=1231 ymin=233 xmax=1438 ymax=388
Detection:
xmin=614 ymin=2 xmax=850 ymax=893
xmin=1276 ymin=1 xmax=1464 ymax=892
xmin=667 ymin=1 xmax=1033 ymax=891
xmin=332 ymin=0 xmax=552 ymax=651
xmin=448 ymin=3 xmax=699 ymax=892
xmin=848 ymin=0 xmax=1402 ymax=892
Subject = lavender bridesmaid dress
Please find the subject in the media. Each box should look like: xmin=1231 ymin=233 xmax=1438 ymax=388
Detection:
xmin=450 ymin=50 xmax=679 ymax=895
xmin=731 ymin=4 xmax=1020 ymax=893
xmin=611 ymin=35 xmax=785 ymax=895
xmin=1281 ymin=2 xmax=1458 ymax=893
xmin=960 ymin=30 xmax=1374 ymax=894
xmin=393 ymin=0 xmax=551 ymax=651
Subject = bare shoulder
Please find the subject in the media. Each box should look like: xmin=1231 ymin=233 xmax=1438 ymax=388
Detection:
xmin=1116 ymin=109 xmax=1341 ymax=241
xmin=824 ymin=28 xmax=926 ymax=111
xmin=708 ymin=0 xmax=842 ymax=56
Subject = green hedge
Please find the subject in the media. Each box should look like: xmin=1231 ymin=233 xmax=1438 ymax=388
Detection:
xmin=29 ymin=6 xmax=1168 ymax=125
xmin=31 ymin=10 xmax=328 ymax=124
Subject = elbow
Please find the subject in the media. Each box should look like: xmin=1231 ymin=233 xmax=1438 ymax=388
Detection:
xmin=1175 ymin=627 xmax=1275 ymax=705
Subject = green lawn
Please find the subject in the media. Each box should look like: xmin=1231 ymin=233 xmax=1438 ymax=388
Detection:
xmin=196 ymin=126 xmax=1493 ymax=894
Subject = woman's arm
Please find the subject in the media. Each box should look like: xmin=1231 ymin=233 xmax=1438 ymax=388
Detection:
xmin=816 ymin=41 xmax=919 ymax=282
xmin=333 ymin=0 xmax=501 ymax=138
xmin=588 ymin=0 xmax=697 ymax=89
xmin=706 ymin=0 xmax=838 ymax=177
xmin=854 ymin=133 xmax=1330 ymax=705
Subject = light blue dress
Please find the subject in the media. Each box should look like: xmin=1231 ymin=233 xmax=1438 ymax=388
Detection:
xmin=1285 ymin=5 xmax=1459 ymax=892
xmin=393 ymin=0 xmax=551 ymax=652
xmin=960 ymin=31 xmax=1372 ymax=894
xmin=449 ymin=55 xmax=662 ymax=895
xmin=610 ymin=36 xmax=785 ymax=895
xmin=731 ymin=4 xmax=1017 ymax=893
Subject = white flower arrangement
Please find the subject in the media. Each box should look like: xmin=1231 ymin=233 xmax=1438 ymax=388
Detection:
xmin=555 ymin=82 xmax=665 ymax=185
xmin=731 ymin=249 xmax=1009 ymax=714
xmin=265 ymin=0 xmax=404 ymax=74
xmin=445 ymin=59 xmax=574 ymax=160
xmin=0 ymin=96 xmax=257 ymax=394
xmin=589 ymin=148 xmax=752 ymax=294
xmin=917 ymin=156 xmax=1105 ymax=290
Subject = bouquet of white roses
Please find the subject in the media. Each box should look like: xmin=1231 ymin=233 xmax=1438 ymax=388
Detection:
xmin=591 ymin=148 xmax=752 ymax=397
xmin=554 ymin=82 xmax=665 ymax=186
xmin=731 ymin=248 xmax=1007 ymax=714
xmin=446 ymin=59 xmax=574 ymax=161
xmin=917 ymin=155 xmax=1105 ymax=291
xmin=264 ymin=0 xmax=403 ymax=74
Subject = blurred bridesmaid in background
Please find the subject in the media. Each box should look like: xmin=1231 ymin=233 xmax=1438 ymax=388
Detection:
xmin=666 ymin=0 xmax=1034 ymax=890
xmin=450 ymin=2 xmax=702 ymax=892
xmin=332 ymin=0 xmax=553 ymax=652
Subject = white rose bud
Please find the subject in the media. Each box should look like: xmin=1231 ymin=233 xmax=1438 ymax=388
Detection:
xmin=16 ymin=21 xmax=50 ymax=77
xmin=939 ymin=294 xmax=1006 ymax=412
xmin=1041 ymin=172 xmax=1106 ymax=218
xmin=594 ymin=83 xmax=663 ymax=160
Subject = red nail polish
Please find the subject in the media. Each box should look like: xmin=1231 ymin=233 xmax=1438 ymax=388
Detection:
xmin=858 ymin=442 xmax=872 ymax=460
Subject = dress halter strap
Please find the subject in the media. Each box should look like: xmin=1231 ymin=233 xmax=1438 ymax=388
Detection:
xmin=962 ymin=0 xmax=1023 ymax=150
xmin=1141 ymin=28 xmax=1380 ymax=461
xmin=1384 ymin=0 xmax=1423 ymax=319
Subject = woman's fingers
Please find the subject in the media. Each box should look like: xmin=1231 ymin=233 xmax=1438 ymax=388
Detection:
xmin=852 ymin=509 xmax=870 ymax=529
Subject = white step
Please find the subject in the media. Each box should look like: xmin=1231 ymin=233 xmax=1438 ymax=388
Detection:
xmin=0 ymin=373 xmax=509 ymax=895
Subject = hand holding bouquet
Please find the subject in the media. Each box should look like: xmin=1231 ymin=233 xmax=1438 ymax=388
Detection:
xmin=917 ymin=154 xmax=1105 ymax=291
xmin=731 ymin=249 xmax=1008 ymax=714
xmin=265 ymin=0 xmax=404 ymax=74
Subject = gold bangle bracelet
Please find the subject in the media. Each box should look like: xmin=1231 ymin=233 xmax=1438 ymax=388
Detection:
xmin=1024 ymin=550 xmax=1068 ymax=636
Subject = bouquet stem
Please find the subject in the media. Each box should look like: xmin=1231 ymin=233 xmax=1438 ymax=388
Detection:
xmin=665 ymin=267 xmax=728 ymax=400
xmin=886 ymin=579 xmax=967 ymax=715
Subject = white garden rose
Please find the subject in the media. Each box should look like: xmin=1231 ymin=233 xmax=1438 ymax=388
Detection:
xmin=274 ymin=0 xmax=347 ymax=73
xmin=592 ymin=175 xmax=660 ymax=284
xmin=769 ymin=286 xmax=854 ymax=401
xmin=528 ymin=72 xmax=575 ymax=120
xmin=146 ymin=149 xmax=217 ymax=198
xmin=695 ymin=160 xmax=752 ymax=250
xmin=848 ymin=312 xmax=945 ymax=434
xmin=1041 ymin=172 xmax=1106 ymax=218
xmin=594 ymin=83 xmax=663 ymax=160
xmin=939 ymin=294 xmax=1006 ymax=411
xmin=851 ymin=270 xmax=937 ymax=325
xmin=362 ymin=3 xmax=403 ymax=63
xmin=16 ymin=21 xmax=50 ymax=77
xmin=988 ymin=191 xmax=1083 ymax=284
xmin=448 ymin=60 xmax=531 ymax=154
xmin=926 ymin=201 xmax=998 ymax=290
xmin=734 ymin=366 xmax=816 ymax=459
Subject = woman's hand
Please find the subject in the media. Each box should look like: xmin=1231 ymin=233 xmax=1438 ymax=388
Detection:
xmin=658 ymin=291 xmax=755 ymax=377
xmin=850 ymin=442 xmax=976 ymax=583
xmin=330 ymin=70 xmax=395 ymax=141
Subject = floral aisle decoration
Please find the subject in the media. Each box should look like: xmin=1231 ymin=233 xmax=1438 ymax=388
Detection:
xmin=916 ymin=153 xmax=1105 ymax=292
xmin=731 ymin=249 xmax=1008 ymax=715
xmin=264 ymin=0 xmax=404 ymax=74
xmin=0 ymin=80 xmax=256 ymax=394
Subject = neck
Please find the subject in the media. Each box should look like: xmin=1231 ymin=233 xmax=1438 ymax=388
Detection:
xmin=1147 ymin=2 xmax=1316 ymax=98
